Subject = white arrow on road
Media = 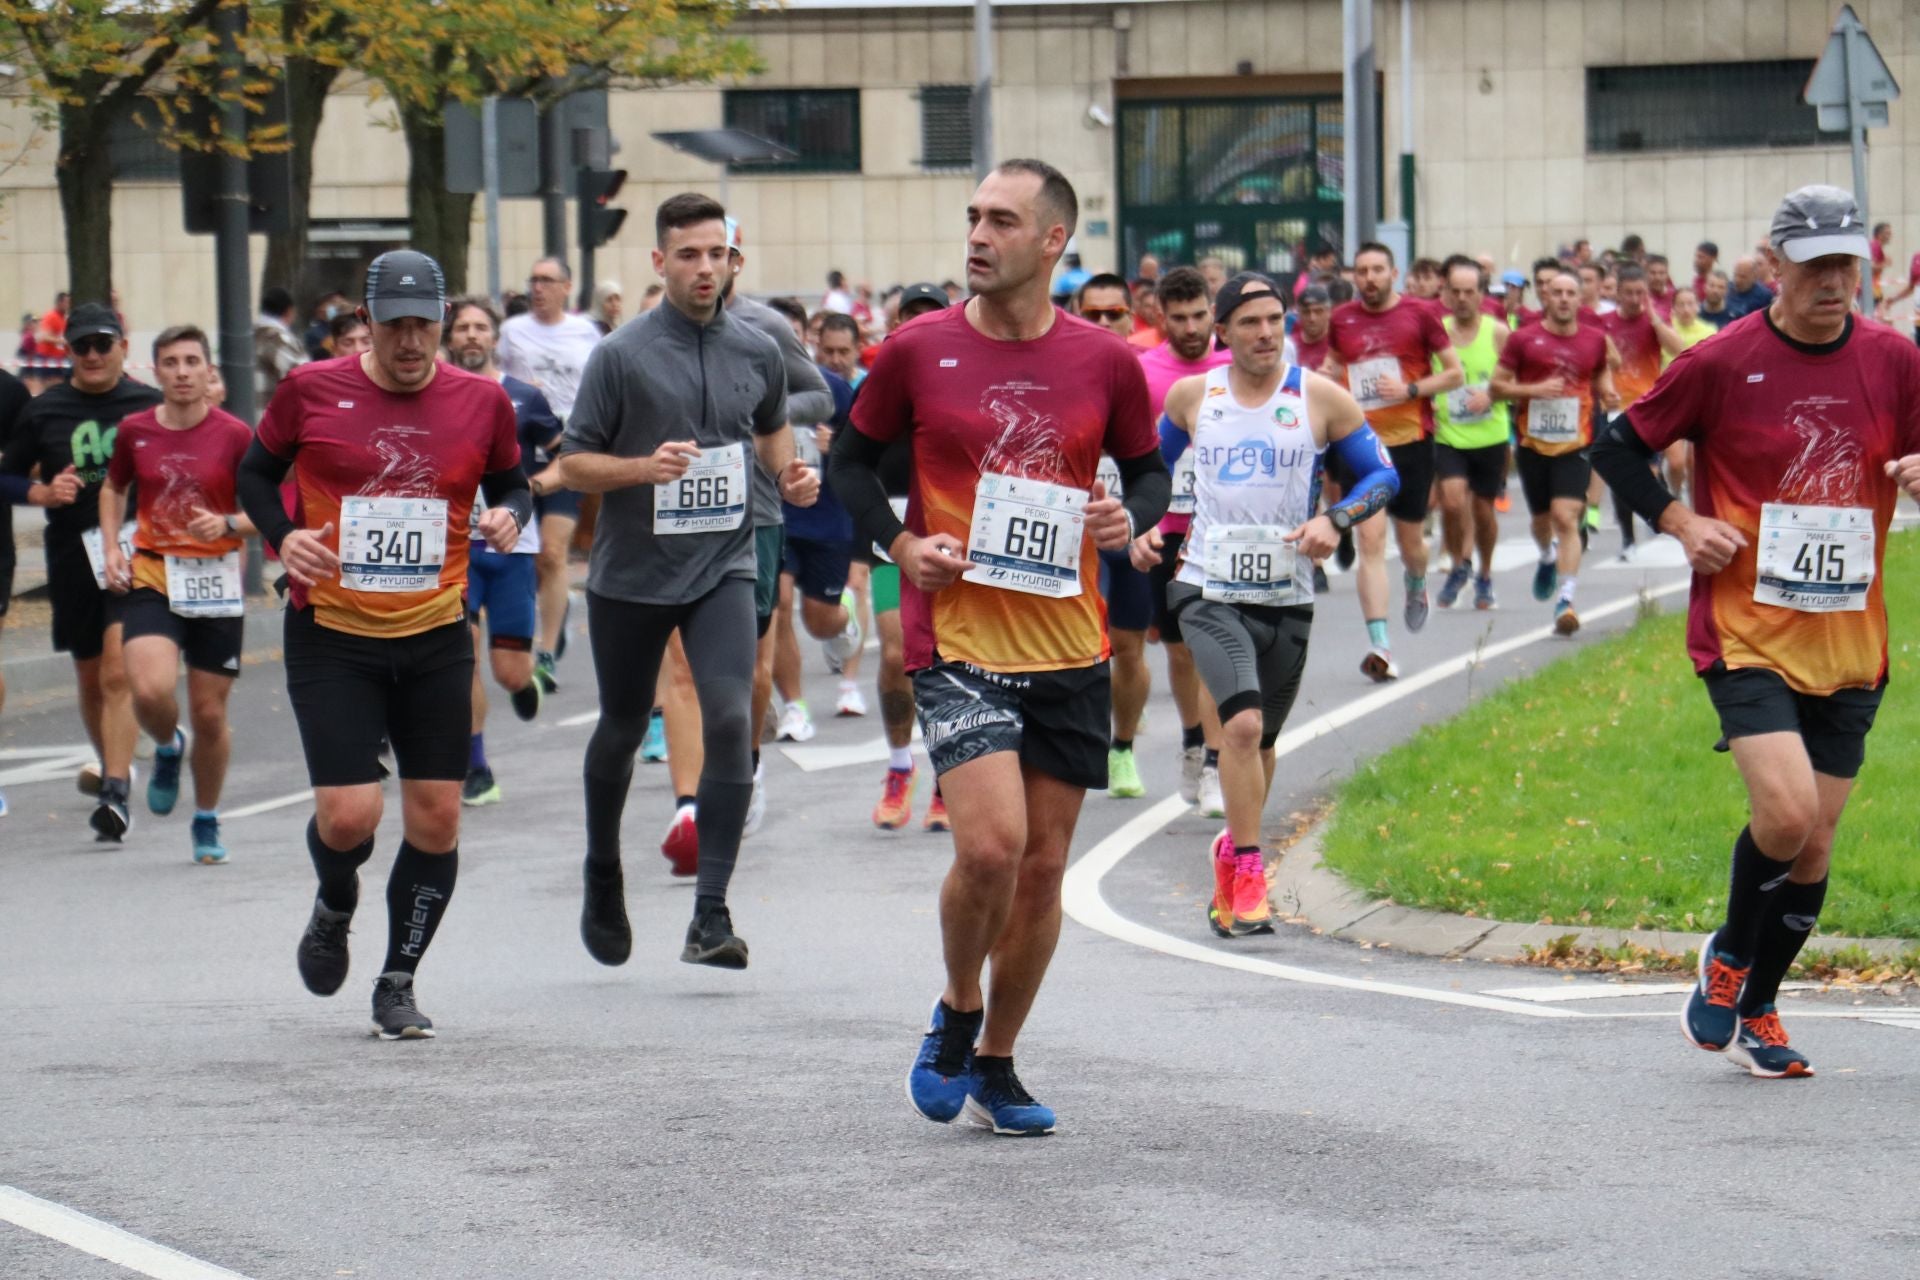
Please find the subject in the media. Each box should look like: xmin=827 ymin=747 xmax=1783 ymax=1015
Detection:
xmin=0 ymin=744 xmax=96 ymax=788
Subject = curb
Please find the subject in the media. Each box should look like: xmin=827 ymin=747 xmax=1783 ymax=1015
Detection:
xmin=1271 ymin=821 xmax=1914 ymax=963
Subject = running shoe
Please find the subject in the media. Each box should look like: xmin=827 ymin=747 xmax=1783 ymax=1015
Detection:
xmin=1107 ymin=748 xmax=1145 ymax=799
xmin=371 ymin=972 xmax=434 ymax=1040
xmin=835 ymin=680 xmax=868 ymax=717
xmin=1197 ymin=765 xmax=1226 ymax=819
xmin=461 ymin=766 xmax=502 ymax=807
xmin=580 ymin=864 xmax=632 ymax=966
xmin=148 ymin=728 xmax=185 ymax=816
xmin=1230 ymin=850 xmax=1274 ymax=936
xmin=297 ymin=895 xmax=354 ymax=995
xmin=191 ymin=814 xmax=227 ymax=865
xmin=1312 ymin=563 xmax=1330 ymax=595
xmin=510 ymin=677 xmax=542 ymax=722
xmin=1583 ymin=504 xmax=1602 ymax=532
xmin=907 ymin=999 xmax=980 ymax=1123
xmin=681 ymin=902 xmax=749 ymax=969
xmin=1335 ymin=527 xmax=1356 ymax=571
xmin=823 ymin=604 xmax=862 ymax=674
xmin=1553 ymin=600 xmax=1581 ymax=635
xmin=1208 ymin=828 xmax=1235 ymax=938
xmin=776 ymin=700 xmax=816 ymax=743
xmin=556 ymin=597 xmax=571 ymax=660
xmin=76 ymin=761 xmax=103 ymax=797
xmin=660 ymin=806 xmax=699 ymax=877
xmin=873 ymin=766 xmax=916 ymax=830
xmin=1404 ymin=582 xmax=1430 ymax=633
xmin=0 ymin=790 xmax=8 ymax=819
xmin=744 ymin=762 xmax=766 ymax=838
xmin=534 ymin=650 xmax=559 ymax=695
xmin=1531 ymin=555 xmax=1558 ymax=602
xmin=1473 ymin=575 xmax=1496 ymax=611
xmin=1724 ymin=1005 xmax=1814 ymax=1079
xmin=1682 ymin=931 xmax=1750 ymax=1053
xmin=1436 ymin=564 xmax=1472 ymax=610
xmin=963 ymin=1057 xmax=1055 ymax=1136
xmin=640 ymin=709 xmax=668 ymax=762
xmin=1179 ymin=745 xmax=1205 ymax=804
xmin=90 ymin=785 xmax=131 ymax=843
xmin=1360 ymin=648 xmax=1399 ymax=683
xmin=1493 ymin=490 xmax=1512 ymax=513
xmin=924 ymin=791 xmax=951 ymax=833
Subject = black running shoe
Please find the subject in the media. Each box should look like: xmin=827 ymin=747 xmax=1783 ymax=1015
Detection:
xmin=581 ymin=865 xmax=632 ymax=966
xmin=510 ymin=678 xmax=542 ymax=722
xmin=681 ymin=903 xmax=749 ymax=969
xmin=90 ymin=790 xmax=131 ymax=843
xmin=370 ymin=972 xmax=434 ymax=1040
xmin=297 ymin=895 xmax=354 ymax=995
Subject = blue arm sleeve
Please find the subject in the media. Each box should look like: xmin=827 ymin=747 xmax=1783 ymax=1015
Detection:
xmin=1158 ymin=413 xmax=1191 ymax=467
xmin=1325 ymin=423 xmax=1400 ymax=525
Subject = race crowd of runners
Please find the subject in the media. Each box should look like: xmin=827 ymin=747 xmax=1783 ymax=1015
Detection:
xmin=3 ymin=164 xmax=1917 ymax=1123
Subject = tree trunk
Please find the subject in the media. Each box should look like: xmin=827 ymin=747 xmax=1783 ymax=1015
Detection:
xmin=56 ymin=99 xmax=115 ymax=304
xmin=263 ymin=52 xmax=344 ymax=307
xmin=399 ymin=98 xmax=473 ymax=294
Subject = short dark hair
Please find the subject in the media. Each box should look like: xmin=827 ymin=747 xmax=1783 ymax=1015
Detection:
xmin=994 ymin=158 xmax=1078 ymax=240
xmin=1309 ymin=242 xmax=1337 ymax=261
xmin=532 ymin=255 xmax=570 ymax=282
xmin=329 ymin=311 xmax=369 ymax=341
xmin=766 ymin=296 xmax=809 ymax=327
xmin=1531 ymin=256 xmax=1561 ymax=277
xmin=446 ymin=293 xmax=501 ymax=337
xmin=1155 ymin=266 xmax=1209 ymax=309
xmin=152 ymin=324 xmax=210 ymax=364
xmin=655 ymin=192 xmax=727 ymax=246
xmin=826 ymin=271 xmax=846 ymax=289
xmin=1326 ymin=279 xmax=1355 ymax=304
xmin=1354 ymin=240 xmax=1395 ymax=267
xmin=1646 ymin=253 xmax=1669 ymax=268
xmin=260 ymin=285 xmax=294 ymax=316
xmin=819 ymin=312 xmax=860 ymax=343
xmin=1620 ymin=234 xmax=1646 ymax=256
xmin=1077 ymin=272 xmax=1130 ymax=305
xmin=1409 ymin=257 xmax=1443 ymax=277
xmin=1441 ymin=253 xmax=1483 ymax=286
xmin=1697 ymin=240 xmax=1720 ymax=256
xmin=1615 ymin=263 xmax=1648 ymax=285
xmin=1872 ymin=223 xmax=1890 ymax=237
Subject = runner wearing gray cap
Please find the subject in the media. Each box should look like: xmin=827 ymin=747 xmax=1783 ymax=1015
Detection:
xmin=1593 ymin=185 xmax=1920 ymax=1078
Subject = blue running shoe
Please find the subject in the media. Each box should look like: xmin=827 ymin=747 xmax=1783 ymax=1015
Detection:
xmin=640 ymin=710 xmax=668 ymax=763
xmin=1531 ymin=555 xmax=1558 ymax=603
xmin=1682 ymin=931 xmax=1750 ymax=1053
xmin=1724 ymin=1005 xmax=1814 ymax=1079
xmin=0 ymin=789 xmax=8 ymax=818
xmin=906 ymin=999 xmax=980 ymax=1124
xmin=148 ymin=728 xmax=185 ymax=816
xmin=1436 ymin=564 xmax=1472 ymax=609
xmin=963 ymin=1056 xmax=1055 ymax=1136
xmin=191 ymin=813 xmax=228 ymax=865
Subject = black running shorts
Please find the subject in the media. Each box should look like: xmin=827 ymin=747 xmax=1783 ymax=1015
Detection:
xmin=1385 ymin=439 xmax=1435 ymax=523
xmin=112 ymin=585 xmax=243 ymax=677
xmin=47 ymin=542 xmax=109 ymax=661
xmin=1435 ymin=441 xmax=1510 ymax=501
xmin=913 ymin=657 xmax=1110 ymax=791
xmin=1703 ymin=663 xmax=1884 ymax=780
xmin=1516 ymin=446 xmax=1591 ymax=515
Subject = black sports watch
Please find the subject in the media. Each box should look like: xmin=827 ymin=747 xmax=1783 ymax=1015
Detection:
xmin=1328 ymin=506 xmax=1355 ymax=533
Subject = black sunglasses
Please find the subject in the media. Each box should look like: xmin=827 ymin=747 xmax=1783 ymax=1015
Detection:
xmin=70 ymin=335 xmax=117 ymax=356
xmin=1081 ymin=307 xmax=1131 ymax=321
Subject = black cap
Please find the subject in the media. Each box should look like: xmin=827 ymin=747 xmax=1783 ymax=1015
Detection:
xmin=1297 ymin=284 xmax=1331 ymax=307
xmin=364 ymin=250 xmax=447 ymax=324
xmin=1212 ymin=272 xmax=1282 ymax=323
xmin=65 ymin=302 xmax=123 ymax=343
xmin=898 ymin=282 xmax=949 ymax=315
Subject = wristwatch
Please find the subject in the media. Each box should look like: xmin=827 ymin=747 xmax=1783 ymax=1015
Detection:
xmin=1328 ymin=506 xmax=1355 ymax=533
xmin=224 ymin=514 xmax=239 ymax=534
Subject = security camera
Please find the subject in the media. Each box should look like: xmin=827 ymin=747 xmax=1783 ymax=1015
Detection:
xmin=1086 ymin=103 xmax=1113 ymax=128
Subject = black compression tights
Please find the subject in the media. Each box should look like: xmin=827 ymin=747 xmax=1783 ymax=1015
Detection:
xmin=583 ymin=579 xmax=757 ymax=902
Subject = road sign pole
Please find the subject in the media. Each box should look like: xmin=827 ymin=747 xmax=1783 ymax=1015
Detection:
xmin=483 ymin=96 xmax=503 ymax=305
xmin=1846 ymin=26 xmax=1873 ymax=314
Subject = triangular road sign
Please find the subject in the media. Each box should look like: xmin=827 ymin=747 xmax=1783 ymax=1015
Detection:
xmin=1805 ymin=5 xmax=1900 ymax=110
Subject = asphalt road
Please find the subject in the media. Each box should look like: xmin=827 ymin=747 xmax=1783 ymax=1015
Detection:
xmin=4 ymin=516 xmax=1918 ymax=1280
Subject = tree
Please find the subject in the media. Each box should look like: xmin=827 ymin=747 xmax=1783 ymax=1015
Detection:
xmin=263 ymin=0 xmax=354 ymax=301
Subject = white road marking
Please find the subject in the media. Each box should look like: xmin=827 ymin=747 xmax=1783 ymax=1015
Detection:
xmin=0 ymin=744 xmax=98 ymax=788
xmin=0 ymin=1185 xmax=254 ymax=1280
xmin=1481 ymin=981 xmax=1819 ymax=1004
xmin=781 ymin=727 xmax=924 ymax=773
xmin=556 ymin=710 xmax=601 ymax=727
xmin=221 ymin=791 xmax=313 ymax=821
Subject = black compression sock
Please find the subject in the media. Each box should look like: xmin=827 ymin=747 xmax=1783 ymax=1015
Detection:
xmin=307 ymin=817 xmax=374 ymax=913
xmin=583 ymin=766 xmax=633 ymax=873
xmin=382 ymin=842 xmax=458 ymax=974
xmin=1204 ymin=747 xmax=1220 ymax=768
xmin=1719 ymin=826 xmax=1794 ymax=964
xmin=675 ymin=794 xmax=697 ymax=810
xmin=752 ymin=749 xmax=761 ymax=772
xmin=1182 ymin=724 xmax=1205 ymax=751
xmin=1111 ymin=737 xmax=1133 ymax=753
xmin=1740 ymin=876 xmax=1829 ymax=1015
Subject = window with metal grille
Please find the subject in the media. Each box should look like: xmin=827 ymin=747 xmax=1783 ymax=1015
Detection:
xmin=110 ymin=97 xmax=181 ymax=181
xmin=1587 ymin=61 xmax=1844 ymax=153
xmin=919 ymin=85 xmax=973 ymax=171
xmin=722 ymin=89 xmax=860 ymax=173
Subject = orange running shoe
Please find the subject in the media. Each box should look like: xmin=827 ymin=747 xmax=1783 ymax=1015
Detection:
xmin=660 ymin=805 xmax=699 ymax=877
xmin=1207 ymin=829 xmax=1235 ymax=937
xmin=873 ymin=766 xmax=916 ymax=830
xmin=1493 ymin=490 xmax=1512 ymax=513
xmin=1229 ymin=849 xmax=1274 ymax=935
xmin=924 ymin=791 xmax=951 ymax=833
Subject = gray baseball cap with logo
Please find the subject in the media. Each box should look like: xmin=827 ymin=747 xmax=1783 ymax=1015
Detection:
xmin=1769 ymin=185 xmax=1872 ymax=263
xmin=364 ymin=249 xmax=447 ymax=323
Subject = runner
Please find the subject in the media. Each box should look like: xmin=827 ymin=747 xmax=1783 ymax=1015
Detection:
xmin=96 ymin=325 xmax=252 ymax=863
xmin=1134 ymin=266 xmax=1232 ymax=814
xmin=0 ymin=302 xmax=161 ymax=840
xmin=237 ymin=250 xmax=530 ymax=1039
xmin=0 ymin=362 xmax=30 ymax=820
xmin=1321 ymin=243 xmax=1463 ymax=681
xmin=1134 ymin=273 xmax=1392 ymax=936
xmin=444 ymin=296 xmax=558 ymax=807
xmin=558 ymin=193 xmax=816 ymax=972
xmin=1291 ymin=284 xmax=1333 ymax=372
xmin=1491 ymin=268 xmax=1619 ymax=635
xmin=1593 ymin=264 xmax=1683 ymax=545
xmin=496 ymin=256 xmax=599 ymax=694
xmin=1592 ymin=185 xmax=1920 ymax=1079
xmin=1431 ymin=256 xmax=1510 ymax=612
xmin=831 ymin=159 xmax=1170 ymax=1135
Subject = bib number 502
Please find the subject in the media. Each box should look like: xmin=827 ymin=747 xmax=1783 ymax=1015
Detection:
xmin=1792 ymin=542 xmax=1849 ymax=583
xmin=361 ymin=527 xmax=425 ymax=565
xmin=676 ymin=475 xmax=727 ymax=509
xmin=1005 ymin=515 xmax=1061 ymax=564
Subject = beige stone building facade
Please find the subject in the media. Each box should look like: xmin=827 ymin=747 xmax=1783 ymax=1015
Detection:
xmin=0 ymin=0 xmax=1913 ymax=350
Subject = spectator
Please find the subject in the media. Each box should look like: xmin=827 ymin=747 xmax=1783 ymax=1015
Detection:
xmin=328 ymin=311 xmax=372 ymax=356
xmin=1295 ymin=242 xmax=1338 ymax=297
xmin=1872 ymin=221 xmax=1893 ymax=302
xmin=1692 ymin=241 xmax=1719 ymax=297
xmin=303 ymin=291 xmax=349 ymax=359
xmin=1197 ymin=254 xmax=1227 ymax=298
xmin=822 ymin=270 xmax=855 ymax=314
xmin=638 ymin=282 xmax=664 ymax=314
xmin=252 ymin=284 xmax=306 ymax=409
xmin=1619 ymin=233 xmax=1646 ymax=263
xmin=33 ymin=291 xmax=69 ymax=359
xmin=1699 ymin=270 xmax=1733 ymax=329
xmin=1136 ymin=252 xmax=1161 ymax=282
xmin=588 ymin=279 xmax=623 ymax=335
xmin=1725 ymin=257 xmax=1774 ymax=318
xmin=1570 ymin=238 xmax=1593 ymax=265
xmin=1644 ymin=253 xmax=1676 ymax=319
xmin=851 ymin=281 xmax=875 ymax=327
xmin=502 ymin=290 xmax=530 ymax=318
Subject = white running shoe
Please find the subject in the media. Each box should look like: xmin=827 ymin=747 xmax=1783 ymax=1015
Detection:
xmin=823 ymin=601 xmax=862 ymax=674
xmin=835 ymin=680 xmax=868 ymax=717
xmin=1360 ymin=647 xmax=1400 ymax=683
xmin=1197 ymin=764 xmax=1226 ymax=819
xmin=776 ymin=701 xmax=816 ymax=743
xmin=1179 ymin=745 xmax=1205 ymax=805
xmin=743 ymin=762 xmax=767 ymax=837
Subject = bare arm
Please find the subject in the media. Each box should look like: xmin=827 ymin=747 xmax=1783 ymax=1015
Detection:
xmin=558 ymin=447 xmax=694 ymax=494
xmin=1421 ymin=345 xmax=1466 ymax=396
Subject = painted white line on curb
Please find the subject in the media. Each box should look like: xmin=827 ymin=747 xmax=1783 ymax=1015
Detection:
xmin=0 ymin=1185 xmax=254 ymax=1280
xmin=1481 ymin=980 xmax=1823 ymax=1004
xmin=1062 ymin=580 xmax=1693 ymax=1020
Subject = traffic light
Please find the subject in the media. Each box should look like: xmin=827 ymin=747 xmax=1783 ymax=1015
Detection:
xmin=577 ymin=167 xmax=627 ymax=250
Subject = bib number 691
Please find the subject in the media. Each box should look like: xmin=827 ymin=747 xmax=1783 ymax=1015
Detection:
xmin=1004 ymin=515 xmax=1060 ymax=564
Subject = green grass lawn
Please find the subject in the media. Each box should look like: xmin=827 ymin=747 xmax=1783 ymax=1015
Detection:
xmin=1321 ymin=531 xmax=1920 ymax=941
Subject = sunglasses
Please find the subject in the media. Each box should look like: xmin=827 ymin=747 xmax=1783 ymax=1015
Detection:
xmin=70 ymin=335 xmax=117 ymax=356
xmin=1081 ymin=307 xmax=1131 ymax=321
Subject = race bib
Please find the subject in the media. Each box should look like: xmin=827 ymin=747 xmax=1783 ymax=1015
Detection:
xmin=165 ymin=551 xmax=244 ymax=618
xmin=81 ymin=522 xmax=137 ymax=591
xmin=794 ymin=426 xmax=824 ymax=471
xmin=1349 ymin=357 xmax=1401 ymax=412
xmin=1202 ymin=524 xmax=1297 ymax=605
xmin=1447 ymin=384 xmax=1492 ymax=423
xmin=339 ymin=496 xmax=449 ymax=593
xmin=1529 ymin=396 xmax=1581 ymax=444
xmin=655 ymin=442 xmax=746 ymax=534
xmin=1754 ymin=503 xmax=1875 ymax=613
xmin=1096 ymin=455 xmax=1123 ymax=501
xmin=1169 ymin=450 xmax=1198 ymax=516
xmin=965 ymin=471 xmax=1085 ymax=598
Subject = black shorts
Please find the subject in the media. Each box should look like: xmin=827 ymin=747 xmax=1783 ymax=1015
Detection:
xmin=284 ymin=606 xmax=473 ymax=787
xmin=1099 ymin=549 xmax=1154 ymax=632
xmin=1435 ymin=441 xmax=1510 ymax=501
xmin=913 ymin=657 xmax=1110 ymax=791
xmin=781 ymin=534 xmax=852 ymax=604
xmin=1516 ymin=446 xmax=1591 ymax=514
xmin=47 ymin=543 xmax=109 ymax=661
xmin=1703 ymin=663 xmax=1885 ymax=780
xmin=534 ymin=488 xmax=584 ymax=523
xmin=0 ymin=531 xmax=14 ymax=619
xmin=111 ymin=586 xmax=243 ymax=677
xmin=1148 ymin=531 xmax=1187 ymax=642
xmin=1385 ymin=439 xmax=1434 ymax=522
